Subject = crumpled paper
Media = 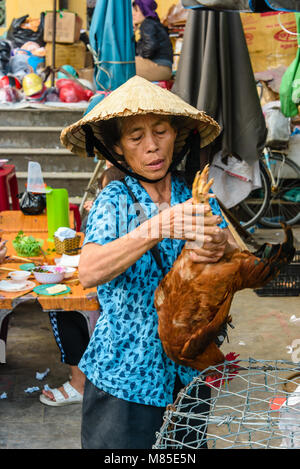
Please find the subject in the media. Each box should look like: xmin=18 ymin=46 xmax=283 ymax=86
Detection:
xmin=35 ymin=368 xmax=50 ymax=380
xmin=24 ymin=386 xmax=40 ymax=393
xmin=54 ymin=227 xmax=76 ymax=241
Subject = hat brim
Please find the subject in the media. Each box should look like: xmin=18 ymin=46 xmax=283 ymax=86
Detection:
xmin=60 ymin=75 xmax=220 ymax=159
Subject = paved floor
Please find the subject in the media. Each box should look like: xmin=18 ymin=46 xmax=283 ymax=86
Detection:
xmin=0 ymin=226 xmax=299 ymax=449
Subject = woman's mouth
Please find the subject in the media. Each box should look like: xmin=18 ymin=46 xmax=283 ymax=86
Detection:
xmin=146 ymin=159 xmax=164 ymax=170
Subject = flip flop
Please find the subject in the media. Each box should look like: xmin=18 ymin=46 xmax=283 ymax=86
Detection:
xmin=39 ymin=381 xmax=83 ymax=406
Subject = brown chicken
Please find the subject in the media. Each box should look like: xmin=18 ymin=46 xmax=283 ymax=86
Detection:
xmin=154 ymin=165 xmax=295 ymax=372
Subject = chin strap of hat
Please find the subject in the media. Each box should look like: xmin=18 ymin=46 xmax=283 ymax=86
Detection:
xmin=82 ymin=124 xmax=199 ymax=184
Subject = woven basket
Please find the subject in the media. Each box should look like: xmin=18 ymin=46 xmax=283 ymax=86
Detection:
xmin=54 ymin=235 xmax=81 ymax=255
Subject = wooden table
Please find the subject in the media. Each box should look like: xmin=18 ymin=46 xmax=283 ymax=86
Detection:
xmin=0 ymin=210 xmax=75 ymax=233
xmin=0 ymin=215 xmax=100 ymax=364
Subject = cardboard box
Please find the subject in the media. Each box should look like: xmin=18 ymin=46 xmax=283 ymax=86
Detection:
xmin=241 ymin=12 xmax=298 ymax=73
xmin=44 ymin=11 xmax=83 ymax=44
xmin=45 ymin=41 xmax=86 ymax=69
xmin=78 ymin=67 xmax=94 ymax=83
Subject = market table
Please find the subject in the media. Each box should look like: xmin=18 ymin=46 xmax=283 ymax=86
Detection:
xmin=0 ymin=222 xmax=100 ymax=364
xmin=0 ymin=210 xmax=75 ymax=233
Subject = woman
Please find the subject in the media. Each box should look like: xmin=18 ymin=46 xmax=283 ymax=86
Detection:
xmin=60 ymin=75 xmax=239 ymax=449
xmin=39 ymin=166 xmax=125 ymax=407
xmin=133 ymin=0 xmax=173 ymax=81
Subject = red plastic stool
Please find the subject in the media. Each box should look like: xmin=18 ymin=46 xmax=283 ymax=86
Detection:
xmin=153 ymin=80 xmax=174 ymax=91
xmin=0 ymin=164 xmax=20 ymax=212
xmin=69 ymin=203 xmax=81 ymax=232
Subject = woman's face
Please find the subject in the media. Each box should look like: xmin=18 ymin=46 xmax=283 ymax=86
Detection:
xmin=132 ymin=4 xmax=145 ymax=26
xmin=114 ymin=114 xmax=177 ymax=181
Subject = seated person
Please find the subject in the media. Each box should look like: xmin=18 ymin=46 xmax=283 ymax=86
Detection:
xmin=0 ymin=240 xmax=7 ymax=263
xmin=133 ymin=0 xmax=173 ymax=82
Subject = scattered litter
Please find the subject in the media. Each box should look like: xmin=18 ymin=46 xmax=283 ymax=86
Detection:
xmin=24 ymin=386 xmax=40 ymax=393
xmin=43 ymin=384 xmax=51 ymax=391
xmin=35 ymin=368 xmax=50 ymax=380
xmin=286 ymin=345 xmax=293 ymax=354
xmin=238 ymin=341 xmax=246 ymax=346
xmin=290 ymin=315 xmax=300 ymax=324
xmin=0 ymin=392 xmax=7 ymax=399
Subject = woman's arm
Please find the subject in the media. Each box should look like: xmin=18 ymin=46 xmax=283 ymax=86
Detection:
xmin=79 ymin=200 xmax=222 ymax=288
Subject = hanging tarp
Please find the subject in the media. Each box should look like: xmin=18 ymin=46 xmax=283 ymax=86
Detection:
xmin=182 ymin=0 xmax=300 ymax=12
xmin=172 ymin=9 xmax=267 ymax=166
xmin=89 ymin=0 xmax=136 ymax=92
xmin=279 ymin=13 xmax=300 ymax=117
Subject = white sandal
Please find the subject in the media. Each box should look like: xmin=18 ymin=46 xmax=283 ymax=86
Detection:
xmin=39 ymin=381 xmax=83 ymax=406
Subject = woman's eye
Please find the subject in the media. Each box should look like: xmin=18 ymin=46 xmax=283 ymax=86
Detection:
xmin=156 ymin=130 xmax=166 ymax=135
xmin=131 ymin=135 xmax=142 ymax=142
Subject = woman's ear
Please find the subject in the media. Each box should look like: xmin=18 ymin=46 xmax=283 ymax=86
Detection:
xmin=113 ymin=143 xmax=123 ymax=157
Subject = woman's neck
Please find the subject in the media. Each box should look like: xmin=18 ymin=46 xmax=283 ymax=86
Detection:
xmin=140 ymin=173 xmax=172 ymax=207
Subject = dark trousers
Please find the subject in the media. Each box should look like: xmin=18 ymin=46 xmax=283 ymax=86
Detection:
xmin=48 ymin=311 xmax=90 ymax=366
xmin=81 ymin=375 xmax=211 ymax=449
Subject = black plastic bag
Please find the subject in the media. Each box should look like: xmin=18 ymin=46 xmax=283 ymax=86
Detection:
xmin=6 ymin=13 xmax=45 ymax=48
xmin=0 ymin=40 xmax=12 ymax=74
xmin=18 ymin=192 xmax=46 ymax=215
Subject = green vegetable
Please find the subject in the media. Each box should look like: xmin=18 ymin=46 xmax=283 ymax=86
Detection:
xmin=12 ymin=230 xmax=44 ymax=257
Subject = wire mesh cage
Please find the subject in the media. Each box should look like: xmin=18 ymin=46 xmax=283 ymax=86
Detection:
xmin=154 ymin=358 xmax=300 ymax=449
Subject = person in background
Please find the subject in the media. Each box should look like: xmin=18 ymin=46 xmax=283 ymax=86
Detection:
xmin=0 ymin=240 xmax=7 ymax=263
xmin=133 ymin=0 xmax=173 ymax=81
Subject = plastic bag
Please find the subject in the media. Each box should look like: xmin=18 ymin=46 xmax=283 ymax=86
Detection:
xmin=0 ymin=87 xmax=22 ymax=103
xmin=18 ymin=192 xmax=46 ymax=215
xmin=56 ymin=78 xmax=94 ymax=103
xmin=0 ymin=41 xmax=12 ymax=75
xmin=6 ymin=14 xmax=45 ymax=48
xmin=263 ymin=101 xmax=290 ymax=149
xmin=8 ymin=54 xmax=31 ymax=80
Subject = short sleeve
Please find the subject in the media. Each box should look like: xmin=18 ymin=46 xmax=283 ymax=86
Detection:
xmin=83 ymin=181 xmax=126 ymax=246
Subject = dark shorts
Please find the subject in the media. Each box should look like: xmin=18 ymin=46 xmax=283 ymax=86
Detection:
xmin=48 ymin=311 xmax=90 ymax=366
xmin=81 ymin=375 xmax=211 ymax=449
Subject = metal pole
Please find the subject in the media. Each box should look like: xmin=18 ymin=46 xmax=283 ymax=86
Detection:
xmin=51 ymin=0 xmax=57 ymax=87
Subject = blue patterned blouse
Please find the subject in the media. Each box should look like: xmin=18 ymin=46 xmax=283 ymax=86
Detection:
xmin=79 ymin=173 xmax=227 ymax=407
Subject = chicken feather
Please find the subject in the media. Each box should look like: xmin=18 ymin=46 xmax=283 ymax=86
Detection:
xmin=154 ymin=165 xmax=295 ymax=372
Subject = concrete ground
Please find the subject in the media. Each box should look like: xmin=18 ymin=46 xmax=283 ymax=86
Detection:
xmin=0 ymin=226 xmax=299 ymax=450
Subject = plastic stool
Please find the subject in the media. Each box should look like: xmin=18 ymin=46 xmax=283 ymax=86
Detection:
xmin=153 ymin=80 xmax=174 ymax=91
xmin=0 ymin=165 xmax=20 ymax=212
xmin=69 ymin=203 xmax=81 ymax=232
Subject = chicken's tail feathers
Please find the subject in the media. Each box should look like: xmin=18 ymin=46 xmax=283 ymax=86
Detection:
xmin=239 ymin=223 xmax=295 ymax=289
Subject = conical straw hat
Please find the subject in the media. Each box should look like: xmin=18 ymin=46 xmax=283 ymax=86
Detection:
xmin=60 ymin=75 xmax=220 ymax=159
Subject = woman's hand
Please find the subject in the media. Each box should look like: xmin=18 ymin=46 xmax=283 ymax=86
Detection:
xmin=154 ymin=199 xmax=223 ymax=245
xmin=0 ymin=241 xmax=7 ymax=263
xmin=150 ymin=199 xmax=230 ymax=264
xmin=188 ymin=227 xmax=228 ymax=263
xmin=83 ymin=200 xmax=94 ymax=212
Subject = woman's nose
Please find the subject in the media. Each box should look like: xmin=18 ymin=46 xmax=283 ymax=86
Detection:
xmin=144 ymin=132 xmax=158 ymax=151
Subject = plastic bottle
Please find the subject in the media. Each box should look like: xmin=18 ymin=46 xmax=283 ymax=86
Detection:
xmin=279 ymin=384 xmax=300 ymax=448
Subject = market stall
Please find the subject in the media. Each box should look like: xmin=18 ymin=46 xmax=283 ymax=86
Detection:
xmin=0 ymin=211 xmax=100 ymax=364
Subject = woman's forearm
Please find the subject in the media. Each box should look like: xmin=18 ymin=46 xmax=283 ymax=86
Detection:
xmin=79 ymin=217 xmax=161 ymax=288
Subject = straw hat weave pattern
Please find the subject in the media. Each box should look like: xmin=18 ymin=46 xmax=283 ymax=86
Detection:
xmin=60 ymin=75 xmax=220 ymax=159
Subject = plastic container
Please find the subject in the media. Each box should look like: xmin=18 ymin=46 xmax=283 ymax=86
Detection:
xmin=9 ymin=270 xmax=31 ymax=283
xmin=33 ymin=265 xmax=65 ymax=284
xmin=254 ymin=251 xmax=300 ymax=297
xmin=63 ymin=267 xmax=76 ymax=279
xmin=279 ymin=384 xmax=300 ymax=448
xmin=26 ymin=161 xmax=46 ymax=193
xmin=46 ymin=187 xmax=70 ymax=241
